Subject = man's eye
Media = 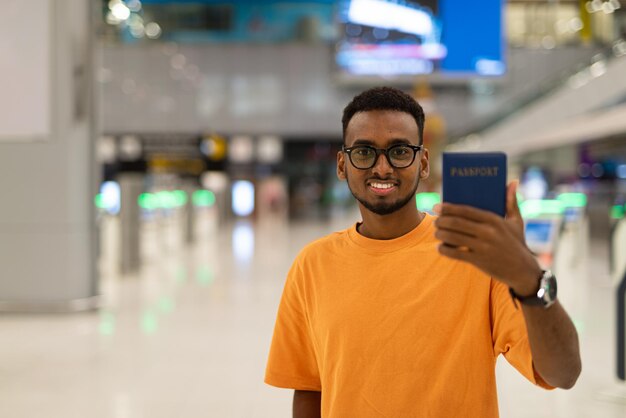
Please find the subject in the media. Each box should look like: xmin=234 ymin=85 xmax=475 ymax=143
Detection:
xmin=355 ymin=148 xmax=373 ymax=157
xmin=390 ymin=147 xmax=410 ymax=157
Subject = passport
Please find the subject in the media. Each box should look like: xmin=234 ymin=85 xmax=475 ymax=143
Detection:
xmin=442 ymin=152 xmax=507 ymax=217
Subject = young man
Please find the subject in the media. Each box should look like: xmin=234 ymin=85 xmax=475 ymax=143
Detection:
xmin=265 ymin=87 xmax=581 ymax=417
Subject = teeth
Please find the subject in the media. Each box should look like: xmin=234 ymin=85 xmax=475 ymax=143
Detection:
xmin=371 ymin=182 xmax=394 ymax=189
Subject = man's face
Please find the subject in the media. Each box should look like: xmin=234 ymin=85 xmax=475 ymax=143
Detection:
xmin=337 ymin=110 xmax=429 ymax=216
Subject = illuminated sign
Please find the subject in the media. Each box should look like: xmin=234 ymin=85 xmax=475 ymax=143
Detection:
xmin=232 ymin=180 xmax=255 ymax=217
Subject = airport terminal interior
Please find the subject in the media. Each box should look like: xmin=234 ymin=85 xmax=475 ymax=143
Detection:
xmin=1 ymin=0 xmax=626 ymax=417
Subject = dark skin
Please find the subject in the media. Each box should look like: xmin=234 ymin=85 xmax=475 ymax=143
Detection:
xmin=337 ymin=110 xmax=430 ymax=240
xmin=293 ymin=110 xmax=581 ymax=417
xmin=293 ymin=391 xmax=321 ymax=418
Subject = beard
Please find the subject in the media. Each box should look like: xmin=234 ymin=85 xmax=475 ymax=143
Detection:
xmin=345 ymin=173 xmax=420 ymax=216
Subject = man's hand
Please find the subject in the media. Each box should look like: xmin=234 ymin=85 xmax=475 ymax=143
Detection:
xmin=434 ymin=181 xmax=582 ymax=389
xmin=434 ymin=181 xmax=541 ymax=296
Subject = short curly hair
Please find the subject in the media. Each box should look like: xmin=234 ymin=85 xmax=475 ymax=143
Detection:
xmin=342 ymin=86 xmax=425 ymax=145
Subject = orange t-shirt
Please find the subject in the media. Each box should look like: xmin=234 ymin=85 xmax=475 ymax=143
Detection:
xmin=265 ymin=214 xmax=552 ymax=417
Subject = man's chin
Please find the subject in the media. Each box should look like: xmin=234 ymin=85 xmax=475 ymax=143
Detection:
xmin=359 ymin=200 xmax=405 ymax=216
xmin=346 ymin=180 xmax=419 ymax=217
xmin=370 ymin=207 xmax=399 ymax=216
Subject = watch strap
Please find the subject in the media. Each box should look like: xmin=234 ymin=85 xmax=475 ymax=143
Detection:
xmin=509 ymin=270 xmax=556 ymax=308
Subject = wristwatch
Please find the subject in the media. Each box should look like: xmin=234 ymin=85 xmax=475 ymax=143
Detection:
xmin=509 ymin=270 xmax=557 ymax=308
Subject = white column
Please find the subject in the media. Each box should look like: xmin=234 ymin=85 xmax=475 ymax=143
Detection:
xmin=0 ymin=0 xmax=99 ymax=311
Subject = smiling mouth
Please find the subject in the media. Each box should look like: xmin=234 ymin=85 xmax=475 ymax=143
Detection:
xmin=367 ymin=180 xmax=398 ymax=195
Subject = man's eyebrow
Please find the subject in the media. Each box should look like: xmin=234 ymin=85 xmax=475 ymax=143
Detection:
xmin=352 ymin=138 xmax=412 ymax=146
xmin=352 ymin=139 xmax=375 ymax=146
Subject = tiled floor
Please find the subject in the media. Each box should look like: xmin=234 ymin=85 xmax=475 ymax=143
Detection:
xmin=0 ymin=210 xmax=625 ymax=417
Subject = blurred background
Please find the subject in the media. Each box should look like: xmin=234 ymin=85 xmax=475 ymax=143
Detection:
xmin=1 ymin=0 xmax=626 ymax=417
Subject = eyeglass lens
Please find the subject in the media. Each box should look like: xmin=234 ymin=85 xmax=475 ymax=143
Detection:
xmin=350 ymin=145 xmax=416 ymax=168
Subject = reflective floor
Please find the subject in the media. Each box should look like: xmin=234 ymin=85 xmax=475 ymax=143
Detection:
xmin=0 ymin=210 xmax=625 ymax=418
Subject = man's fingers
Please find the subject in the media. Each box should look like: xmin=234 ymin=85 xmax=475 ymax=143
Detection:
xmin=434 ymin=229 xmax=481 ymax=249
xmin=438 ymin=243 xmax=474 ymax=262
xmin=434 ymin=216 xmax=484 ymax=238
xmin=438 ymin=203 xmax=500 ymax=224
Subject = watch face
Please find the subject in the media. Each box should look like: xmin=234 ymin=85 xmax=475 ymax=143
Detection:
xmin=548 ymin=277 xmax=557 ymax=300
xmin=514 ymin=271 xmax=557 ymax=307
xmin=542 ymin=273 xmax=557 ymax=302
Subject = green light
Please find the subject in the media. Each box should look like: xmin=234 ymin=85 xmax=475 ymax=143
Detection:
xmin=193 ymin=190 xmax=216 ymax=207
xmin=99 ymin=311 xmax=116 ymax=336
xmin=611 ymin=204 xmax=625 ymax=220
xmin=142 ymin=191 xmax=188 ymax=209
xmin=415 ymin=193 xmax=441 ymax=212
xmin=156 ymin=191 xmax=177 ymax=209
xmin=138 ymin=193 xmax=159 ymax=210
xmin=94 ymin=194 xmax=106 ymax=209
xmin=158 ymin=297 xmax=175 ymax=314
xmin=196 ymin=265 xmax=214 ymax=286
xmin=520 ymin=199 xmax=565 ymax=218
xmin=141 ymin=310 xmax=159 ymax=335
xmin=172 ymin=190 xmax=188 ymax=207
xmin=557 ymin=193 xmax=587 ymax=208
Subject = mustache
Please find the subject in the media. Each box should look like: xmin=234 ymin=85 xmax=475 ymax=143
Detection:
xmin=367 ymin=177 xmax=399 ymax=182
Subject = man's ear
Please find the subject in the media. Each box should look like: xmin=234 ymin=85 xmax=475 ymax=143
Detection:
xmin=419 ymin=148 xmax=430 ymax=179
xmin=337 ymin=151 xmax=347 ymax=180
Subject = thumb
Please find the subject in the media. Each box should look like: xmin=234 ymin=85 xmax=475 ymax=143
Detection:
xmin=506 ymin=180 xmax=523 ymax=223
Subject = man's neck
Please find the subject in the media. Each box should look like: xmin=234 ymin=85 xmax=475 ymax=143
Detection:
xmin=357 ymin=206 xmax=424 ymax=240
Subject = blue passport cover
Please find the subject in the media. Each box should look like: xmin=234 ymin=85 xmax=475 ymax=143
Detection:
xmin=442 ymin=152 xmax=507 ymax=217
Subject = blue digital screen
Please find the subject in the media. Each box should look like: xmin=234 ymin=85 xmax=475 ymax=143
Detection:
xmin=564 ymin=207 xmax=582 ymax=223
xmin=525 ymin=221 xmax=554 ymax=244
xmin=336 ymin=0 xmax=505 ymax=77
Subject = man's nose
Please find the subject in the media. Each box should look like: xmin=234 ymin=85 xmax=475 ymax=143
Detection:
xmin=371 ymin=152 xmax=393 ymax=176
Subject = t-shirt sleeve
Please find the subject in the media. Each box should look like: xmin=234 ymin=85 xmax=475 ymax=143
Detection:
xmin=265 ymin=258 xmax=321 ymax=391
xmin=490 ymin=278 xmax=555 ymax=390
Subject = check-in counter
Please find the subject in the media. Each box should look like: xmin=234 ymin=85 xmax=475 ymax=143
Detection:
xmin=521 ymin=194 xmax=590 ymax=313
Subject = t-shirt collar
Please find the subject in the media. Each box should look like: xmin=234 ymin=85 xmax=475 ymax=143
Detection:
xmin=347 ymin=213 xmax=434 ymax=253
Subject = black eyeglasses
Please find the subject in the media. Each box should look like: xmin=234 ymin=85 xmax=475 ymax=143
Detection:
xmin=342 ymin=144 xmax=423 ymax=169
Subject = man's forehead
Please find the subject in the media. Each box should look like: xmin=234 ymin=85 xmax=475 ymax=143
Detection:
xmin=347 ymin=110 xmax=416 ymax=128
xmin=345 ymin=110 xmax=419 ymax=145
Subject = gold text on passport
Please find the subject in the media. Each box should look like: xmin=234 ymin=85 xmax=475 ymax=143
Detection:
xmin=450 ymin=166 xmax=499 ymax=177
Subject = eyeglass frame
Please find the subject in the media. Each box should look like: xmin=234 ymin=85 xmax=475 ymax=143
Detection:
xmin=341 ymin=143 xmax=424 ymax=170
